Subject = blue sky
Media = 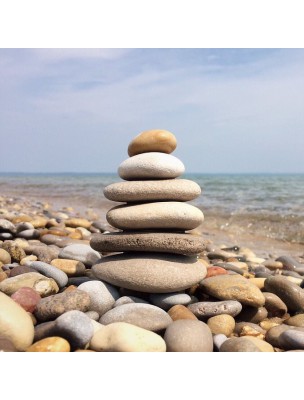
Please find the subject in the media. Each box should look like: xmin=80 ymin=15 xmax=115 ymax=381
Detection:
xmin=1 ymin=48 xmax=304 ymax=173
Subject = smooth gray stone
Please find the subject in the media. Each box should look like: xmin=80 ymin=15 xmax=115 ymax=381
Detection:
xmin=276 ymin=256 xmax=303 ymax=271
xmin=68 ymin=277 xmax=95 ymax=286
xmin=0 ymin=219 xmax=16 ymax=234
xmin=149 ymin=292 xmax=192 ymax=311
xmin=54 ymin=310 xmax=94 ymax=350
xmin=59 ymin=244 xmax=101 ymax=266
xmin=0 ymin=232 xmax=13 ymax=240
xmin=41 ymin=234 xmax=84 ymax=248
xmin=279 ymin=329 xmax=304 ymax=350
xmin=188 ymin=300 xmax=242 ymax=319
xmin=213 ymin=334 xmax=228 ymax=351
xmin=92 ymin=221 xmax=110 ymax=232
xmin=114 ymin=296 xmax=150 ymax=307
xmin=28 ymin=261 xmax=68 ymax=288
xmin=220 ymin=337 xmax=261 ymax=352
xmin=164 ymin=320 xmax=213 ymax=352
xmin=78 ymin=280 xmax=120 ymax=316
xmin=99 ymin=303 xmax=172 ymax=332
xmin=34 ymin=321 xmax=56 ymax=342
xmin=16 ymin=222 xmax=34 ymax=233
xmin=17 ymin=229 xmax=40 ymax=240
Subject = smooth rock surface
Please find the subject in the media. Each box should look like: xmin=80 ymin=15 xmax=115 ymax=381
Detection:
xmin=50 ymin=259 xmax=86 ymax=276
xmin=90 ymin=322 xmax=166 ymax=352
xmin=100 ymin=303 xmax=172 ymax=332
xmin=92 ymin=253 xmax=207 ymax=293
xmin=59 ymin=244 xmax=101 ymax=266
xmin=207 ymin=314 xmax=235 ymax=336
xmin=118 ymin=152 xmax=185 ymax=180
xmin=149 ymin=292 xmax=192 ymax=311
xmin=91 ymin=232 xmax=206 ymax=255
xmin=104 ymin=179 xmax=201 ymax=203
xmin=28 ymin=261 xmax=68 ymax=288
xmin=285 ymin=314 xmax=304 ymax=327
xmin=279 ymin=329 xmax=304 ymax=350
xmin=263 ymin=292 xmax=288 ymax=317
xmin=0 ymin=291 xmax=34 ymax=351
xmin=168 ymin=305 xmax=198 ymax=321
xmin=11 ymin=287 xmax=41 ymax=313
xmin=107 ymin=202 xmax=204 ymax=231
xmin=220 ymin=337 xmax=262 ymax=352
xmin=164 ymin=319 xmax=213 ymax=352
xmin=200 ymin=274 xmax=265 ymax=307
xmin=114 ymin=296 xmax=150 ymax=307
xmin=78 ymin=280 xmax=119 ymax=316
xmin=127 ymin=129 xmax=177 ymax=156
xmin=26 ymin=337 xmax=70 ymax=352
xmin=188 ymin=300 xmax=242 ymax=319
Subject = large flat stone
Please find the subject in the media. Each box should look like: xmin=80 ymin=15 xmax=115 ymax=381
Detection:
xmin=103 ymin=179 xmax=201 ymax=203
xmin=90 ymin=232 xmax=206 ymax=255
xmin=92 ymin=252 xmax=207 ymax=293
xmin=106 ymin=202 xmax=204 ymax=231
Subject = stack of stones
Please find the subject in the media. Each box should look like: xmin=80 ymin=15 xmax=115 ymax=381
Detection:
xmin=91 ymin=129 xmax=207 ymax=297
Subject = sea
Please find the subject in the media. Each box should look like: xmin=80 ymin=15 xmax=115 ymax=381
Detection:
xmin=0 ymin=173 xmax=304 ymax=245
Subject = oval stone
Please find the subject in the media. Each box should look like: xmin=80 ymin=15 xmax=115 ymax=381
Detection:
xmin=207 ymin=314 xmax=235 ymax=336
xmin=164 ymin=319 xmax=213 ymax=352
xmin=91 ymin=232 xmax=206 ymax=256
xmin=90 ymin=322 xmax=166 ymax=352
xmin=104 ymin=179 xmax=201 ymax=203
xmin=127 ymin=129 xmax=177 ymax=156
xmin=200 ymin=274 xmax=265 ymax=307
xmin=28 ymin=261 xmax=68 ymax=288
xmin=114 ymin=296 xmax=150 ymax=307
xmin=279 ymin=329 xmax=304 ymax=350
xmin=11 ymin=287 xmax=41 ymax=313
xmin=99 ymin=303 xmax=172 ymax=332
xmin=59 ymin=244 xmax=101 ymax=266
xmin=107 ymin=202 xmax=204 ymax=231
xmin=262 ymin=292 xmax=288 ymax=317
xmin=50 ymin=259 xmax=86 ymax=276
xmin=220 ymin=337 xmax=273 ymax=352
xmin=0 ymin=248 xmax=11 ymax=264
xmin=285 ymin=314 xmax=304 ymax=327
xmin=149 ymin=292 xmax=192 ymax=310
xmin=26 ymin=337 xmax=70 ymax=352
xmin=188 ymin=300 xmax=242 ymax=319
xmin=0 ymin=291 xmax=34 ymax=351
xmin=118 ymin=152 xmax=185 ymax=180
xmin=168 ymin=305 xmax=198 ymax=321
xmin=92 ymin=253 xmax=207 ymax=293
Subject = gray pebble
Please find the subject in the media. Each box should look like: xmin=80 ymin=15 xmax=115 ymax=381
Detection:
xmin=213 ymin=334 xmax=228 ymax=351
xmin=188 ymin=300 xmax=242 ymax=319
xmin=279 ymin=329 xmax=304 ymax=350
xmin=17 ymin=229 xmax=40 ymax=240
xmin=149 ymin=292 xmax=192 ymax=310
xmin=28 ymin=261 xmax=68 ymax=288
xmin=59 ymin=244 xmax=101 ymax=266
xmin=114 ymin=296 xmax=150 ymax=307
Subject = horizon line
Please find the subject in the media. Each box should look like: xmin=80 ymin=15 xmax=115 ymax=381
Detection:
xmin=1 ymin=171 xmax=304 ymax=175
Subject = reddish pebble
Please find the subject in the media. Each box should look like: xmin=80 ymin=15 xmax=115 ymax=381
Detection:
xmin=206 ymin=266 xmax=228 ymax=278
xmin=11 ymin=287 xmax=41 ymax=313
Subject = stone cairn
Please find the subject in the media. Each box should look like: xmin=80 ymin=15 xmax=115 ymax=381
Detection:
xmin=91 ymin=129 xmax=208 ymax=299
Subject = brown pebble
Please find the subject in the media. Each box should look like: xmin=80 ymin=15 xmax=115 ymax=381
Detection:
xmin=26 ymin=337 xmax=70 ymax=352
xmin=168 ymin=304 xmax=198 ymax=321
xmin=0 ymin=336 xmax=17 ymax=352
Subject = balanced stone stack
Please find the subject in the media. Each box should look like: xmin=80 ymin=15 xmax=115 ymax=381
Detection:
xmin=91 ymin=129 xmax=207 ymax=294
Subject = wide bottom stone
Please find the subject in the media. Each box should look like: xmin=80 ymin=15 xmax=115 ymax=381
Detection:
xmin=92 ymin=252 xmax=207 ymax=293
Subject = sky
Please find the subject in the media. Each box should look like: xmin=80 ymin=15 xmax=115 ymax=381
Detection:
xmin=1 ymin=48 xmax=304 ymax=174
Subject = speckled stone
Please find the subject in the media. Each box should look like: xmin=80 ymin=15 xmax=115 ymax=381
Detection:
xmin=11 ymin=287 xmax=41 ymax=313
xmin=118 ymin=152 xmax=185 ymax=180
xmin=107 ymin=202 xmax=204 ymax=231
xmin=2 ymin=242 xmax=26 ymax=262
xmin=54 ymin=310 xmax=94 ymax=350
xmin=91 ymin=232 xmax=206 ymax=256
xmin=0 ymin=291 xmax=34 ymax=351
xmin=104 ymin=179 xmax=201 ymax=203
xmin=34 ymin=289 xmax=91 ymax=322
xmin=26 ymin=337 xmax=70 ymax=352
xmin=78 ymin=280 xmax=119 ymax=316
xmin=90 ymin=322 xmax=166 ymax=352
xmin=0 ymin=272 xmax=59 ymax=297
xmin=188 ymin=300 xmax=242 ymax=319
xmin=59 ymin=244 xmax=101 ymax=266
xmin=27 ymin=261 xmax=68 ymax=288
xmin=92 ymin=253 xmax=207 ymax=293
xmin=100 ymin=303 xmax=172 ymax=332
xmin=264 ymin=275 xmax=304 ymax=312
xmin=127 ymin=129 xmax=177 ymax=156
xmin=200 ymin=274 xmax=265 ymax=307
xmin=207 ymin=314 xmax=235 ymax=336
xmin=164 ymin=319 xmax=213 ymax=352
xmin=167 ymin=305 xmax=198 ymax=321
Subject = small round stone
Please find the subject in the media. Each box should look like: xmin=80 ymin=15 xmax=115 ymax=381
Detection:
xmin=50 ymin=259 xmax=86 ymax=276
xmin=118 ymin=152 xmax=185 ymax=180
xmin=28 ymin=261 xmax=68 ymax=288
xmin=206 ymin=266 xmax=228 ymax=278
xmin=90 ymin=322 xmax=166 ymax=352
xmin=9 ymin=265 xmax=36 ymax=277
xmin=164 ymin=319 xmax=213 ymax=352
xmin=279 ymin=329 xmax=304 ymax=350
xmin=58 ymin=244 xmax=101 ymax=266
xmin=114 ymin=296 xmax=150 ymax=307
xmin=220 ymin=337 xmax=273 ymax=352
xmin=263 ymin=292 xmax=288 ymax=318
xmin=11 ymin=287 xmax=41 ymax=313
xmin=26 ymin=337 xmax=70 ymax=352
xmin=149 ymin=292 xmax=192 ymax=311
xmin=207 ymin=314 xmax=235 ymax=336
xmin=0 ymin=249 xmax=11 ymax=264
xmin=107 ymin=202 xmax=204 ymax=231
xmin=285 ymin=314 xmax=304 ymax=327
xmin=188 ymin=300 xmax=242 ymax=319
xmin=167 ymin=305 xmax=198 ymax=321
xmin=128 ymin=129 xmax=177 ymax=156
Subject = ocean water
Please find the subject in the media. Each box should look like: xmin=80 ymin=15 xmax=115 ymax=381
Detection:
xmin=0 ymin=173 xmax=304 ymax=244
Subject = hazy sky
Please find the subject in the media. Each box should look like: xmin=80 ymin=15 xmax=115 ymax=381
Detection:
xmin=1 ymin=48 xmax=304 ymax=173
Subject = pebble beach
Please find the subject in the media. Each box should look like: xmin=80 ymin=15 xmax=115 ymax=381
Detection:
xmin=1 ymin=129 xmax=304 ymax=352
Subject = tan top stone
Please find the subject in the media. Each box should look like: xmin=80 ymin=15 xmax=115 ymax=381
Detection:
xmin=128 ymin=129 xmax=177 ymax=157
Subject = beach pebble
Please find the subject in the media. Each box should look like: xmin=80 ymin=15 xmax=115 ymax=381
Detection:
xmin=0 ymin=336 xmax=17 ymax=352
xmin=2 ymin=242 xmax=26 ymax=262
xmin=90 ymin=322 xmax=166 ymax=352
xmin=104 ymin=179 xmax=201 ymax=203
xmin=107 ymin=202 xmax=204 ymax=231
xmin=0 ymin=291 xmax=34 ymax=351
xmin=9 ymin=265 xmax=36 ymax=277
xmin=200 ymin=274 xmax=265 ymax=307
xmin=92 ymin=253 xmax=206 ymax=293
xmin=249 ymin=278 xmax=266 ymax=290
xmin=0 ymin=272 xmax=59 ymax=297
xmin=285 ymin=314 xmax=304 ymax=327
xmin=234 ymin=322 xmax=266 ymax=338
xmin=29 ymin=245 xmax=59 ymax=264
xmin=164 ymin=319 xmax=213 ymax=352
xmin=11 ymin=287 xmax=41 ymax=313
xmin=34 ymin=321 xmax=56 ymax=342
xmin=65 ymin=218 xmax=92 ymax=229
xmin=91 ymin=232 xmax=206 ymax=256
xmin=0 ymin=233 xmax=13 ymax=240
xmin=0 ymin=248 xmax=11 ymax=264
xmin=30 ymin=216 xmax=48 ymax=228
xmin=264 ymin=275 xmax=304 ymax=312
xmin=50 ymin=259 xmax=86 ymax=276
xmin=54 ymin=310 xmax=94 ymax=350
xmin=262 ymin=260 xmax=283 ymax=270
xmin=100 ymin=303 xmax=172 ymax=332
xmin=213 ymin=334 xmax=228 ymax=351
xmin=85 ymin=311 xmax=100 ymax=321
xmin=17 ymin=229 xmax=40 ymax=240
xmin=279 ymin=329 xmax=304 ymax=350
xmin=265 ymin=324 xmax=294 ymax=348
xmin=41 ymin=234 xmax=84 ymax=248
xmin=263 ymin=292 xmax=288 ymax=317
xmin=15 ymin=222 xmax=35 ymax=233
xmin=220 ymin=337 xmax=261 ymax=352
xmin=207 ymin=314 xmax=235 ymax=336
xmin=34 ymin=289 xmax=91 ymax=322
xmin=188 ymin=300 xmax=242 ymax=319
xmin=26 ymin=337 xmax=70 ymax=352
xmin=167 ymin=304 xmax=198 ymax=321
xmin=114 ymin=296 xmax=150 ymax=307
xmin=78 ymin=280 xmax=119 ymax=316
xmin=0 ymin=218 xmax=16 ymax=234
xmin=127 ymin=129 xmax=177 ymax=156
xmin=20 ymin=255 xmax=38 ymax=265
xmin=206 ymin=266 xmax=228 ymax=278
xmin=149 ymin=292 xmax=192 ymax=310
xmin=28 ymin=261 xmax=68 ymax=288
xmin=59 ymin=244 xmax=101 ymax=266
xmin=276 ymin=255 xmax=303 ymax=270
xmin=236 ymin=306 xmax=268 ymax=324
